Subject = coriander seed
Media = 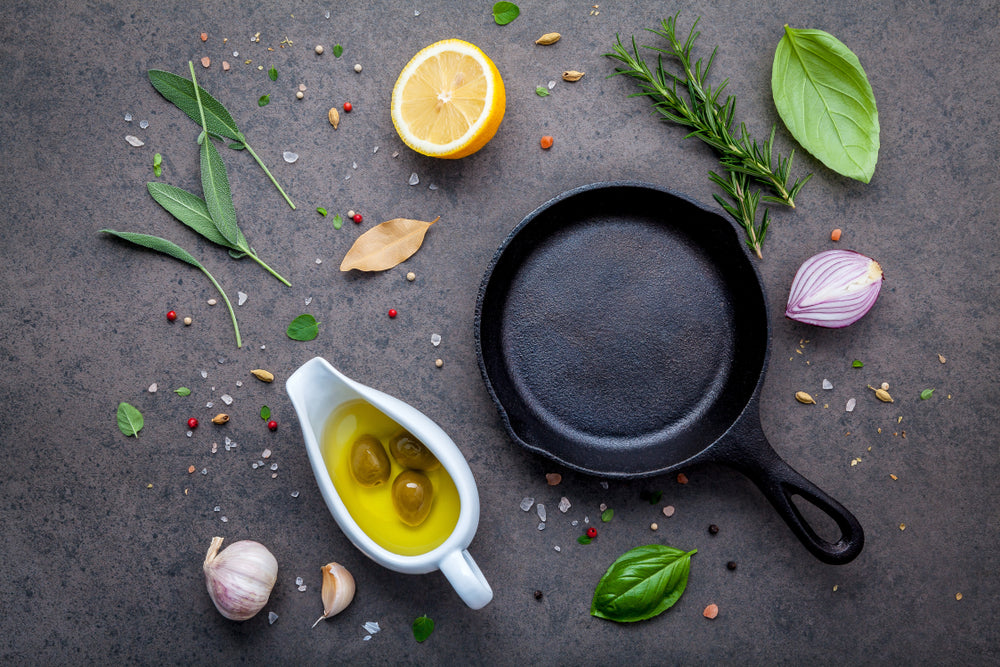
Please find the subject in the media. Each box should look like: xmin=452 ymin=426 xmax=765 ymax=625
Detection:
xmin=354 ymin=63 xmax=362 ymax=73
xmin=184 ymin=316 xmax=193 ymax=326
xmin=315 ymin=45 xmax=324 ymax=55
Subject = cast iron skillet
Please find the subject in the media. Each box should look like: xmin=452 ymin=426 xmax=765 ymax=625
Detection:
xmin=474 ymin=182 xmax=864 ymax=564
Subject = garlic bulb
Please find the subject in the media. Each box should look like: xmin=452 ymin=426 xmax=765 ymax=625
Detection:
xmin=785 ymin=249 xmax=884 ymax=328
xmin=311 ymin=562 xmax=356 ymax=628
xmin=203 ymin=536 xmax=278 ymax=621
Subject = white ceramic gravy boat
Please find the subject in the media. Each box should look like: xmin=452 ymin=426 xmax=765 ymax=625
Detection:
xmin=286 ymin=357 xmax=493 ymax=609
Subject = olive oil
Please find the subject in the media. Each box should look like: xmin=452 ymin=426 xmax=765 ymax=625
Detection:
xmin=322 ymin=400 xmax=460 ymax=556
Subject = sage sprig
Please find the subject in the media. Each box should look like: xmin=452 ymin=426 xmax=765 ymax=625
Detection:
xmin=147 ymin=183 xmax=290 ymax=285
xmin=148 ymin=68 xmax=295 ymax=209
xmin=100 ymin=230 xmax=242 ymax=348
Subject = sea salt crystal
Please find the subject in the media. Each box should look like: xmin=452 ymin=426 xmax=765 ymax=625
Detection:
xmin=363 ymin=636 xmax=371 ymax=641
xmin=373 ymin=146 xmax=379 ymax=154
xmin=233 ymin=51 xmax=239 ymax=57
xmin=324 ymin=10 xmax=330 ymax=19
xmin=291 ymin=490 xmax=300 ymax=498
xmin=221 ymin=394 xmax=233 ymax=405
xmin=220 ymin=516 xmax=228 ymax=522
xmin=125 ymin=135 xmax=145 ymax=147
xmin=599 ymin=503 xmax=607 ymax=512
xmin=304 ymin=296 xmax=312 ymax=305
xmin=211 ymin=442 xmax=218 ymax=453
xmin=571 ymin=520 xmax=579 ymax=526
xmin=260 ymin=345 xmax=266 ymax=350
xmin=537 ymin=504 xmax=546 ymax=522
xmin=214 ymin=506 xmax=221 ymax=512
xmin=363 ymin=621 xmax=380 ymax=634
xmin=584 ymin=516 xmax=590 ymax=524
xmin=235 ymin=381 xmax=242 ymax=388
xmin=252 ymin=463 xmax=259 ymax=469
xmin=428 ymin=183 xmax=438 ymax=191
xmin=257 ymin=460 xmax=264 ymax=467
xmin=414 ymin=10 xmax=420 ymax=16
xmin=186 ymin=431 xmax=193 ymax=438
xmin=554 ymin=546 xmax=561 ymax=552
xmin=200 ymin=370 xmax=208 ymax=379
xmin=537 ymin=522 xmax=546 ymax=531
xmin=316 ymin=258 xmax=322 ymax=264
xmin=392 ymin=151 xmax=400 ymax=158
xmin=431 ymin=333 xmax=441 ymax=346
xmin=846 ymin=398 xmax=857 ymax=412
xmin=558 ymin=497 xmax=571 ymax=513
xmin=124 ymin=112 xmax=133 ymax=122
xmin=139 ymin=120 xmax=149 ymax=129
xmin=262 ymin=449 xmax=272 ymax=459
xmin=600 ymin=481 xmax=609 ymax=489
xmin=283 ymin=151 xmax=299 ymax=163
xmin=351 ymin=161 xmax=357 ymax=169
xmin=237 ymin=292 xmax=248 ymax=306
xmin=271 ymin=473 xmax=277 ymax=479
xmin=298 ymin=585 xmax=307 ymax=592
xmin=408 ymin=172 xmax=419 ymax=186
xmin=270 ymin=463 xmax=278 ymax=471
xmin=225 ymin=437 xmax=232 ymax=445
xmin=268 ymin=612 xmax=278 ymax=625
xmin=519 ymin=497 xmax=534 ymax=511
xmin=148 ymin=383 xmax=158 ymax=393
xmin=823 ymin=379 xmax=834 ymax=390
xmin=547 ymin=80 xmax=556 ymax=89
xmin=295 ymin=576 xmax=304 ymax=586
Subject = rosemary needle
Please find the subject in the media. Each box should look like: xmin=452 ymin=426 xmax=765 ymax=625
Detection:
xmin=606 ymin=13 xmax=812 ymax=257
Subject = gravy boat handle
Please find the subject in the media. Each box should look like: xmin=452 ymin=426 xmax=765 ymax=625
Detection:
xmin=439 ymin=549 xmax=493 ymax=610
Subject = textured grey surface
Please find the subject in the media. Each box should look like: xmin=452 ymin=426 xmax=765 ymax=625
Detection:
xmin=1 ymin=0 xmax=998 ymax=663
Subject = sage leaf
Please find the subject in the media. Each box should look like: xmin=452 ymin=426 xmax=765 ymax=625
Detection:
xmin=492 ymin=1 xmax=520 ymax=25
xmin=772 ymin=26 xmax=880 ymax=183
xmin=591 ymin=545 xmax=696 ymax=623
xmin=116 ymin=402 xmax=144 ymax=437
xmin=147 ymin=182 xmax=237 ymax=249
xmin=412 ymin=615 xmax=434 ymax=643
xmin=100 ymin=229 xmax=242 ymax=348
xmin=148 ymin=69 xmax=243 ymax=142
xmin=287 ymin=314 xmax=319 ymax=341
xmin=174 ymin=387 xmax=191 ymax=396
xmin=340 ymin=217 xmax=439 ymax=272
xmin=199 ymin=137 xmax=242 ymax=247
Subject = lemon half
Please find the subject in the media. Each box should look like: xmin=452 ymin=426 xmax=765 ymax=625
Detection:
xmin=390 ymin=39 xmax=506 ymax=159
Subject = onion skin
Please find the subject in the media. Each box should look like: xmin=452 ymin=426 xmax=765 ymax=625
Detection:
xmin=785 ymin=250 xmax=884 ymax=328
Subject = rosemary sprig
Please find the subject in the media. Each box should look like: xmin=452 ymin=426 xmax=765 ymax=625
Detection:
xmin=606 ymin=14 xmax=812 ymax=257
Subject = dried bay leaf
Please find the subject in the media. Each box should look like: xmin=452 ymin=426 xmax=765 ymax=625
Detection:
xmin=340 ymin=217 xmax=440 ymax=272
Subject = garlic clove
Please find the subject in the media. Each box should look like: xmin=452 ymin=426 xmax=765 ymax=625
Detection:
xmin=203 ymin=536 xmax=278 ymax=621
xmin=312 ymin=561 xmax=355 ymax=628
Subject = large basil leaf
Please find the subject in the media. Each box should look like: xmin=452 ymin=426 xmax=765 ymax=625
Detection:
xmin=116 ymin=402 xmax=144 ymax=438
xmin=772 ymin=26 xmax=880 ymax=183
xmin=591 ymin=544 xmax=696 ymax=622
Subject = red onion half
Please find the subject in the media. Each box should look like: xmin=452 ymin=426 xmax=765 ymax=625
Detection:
xmin=785 ymin=250 xmax=884 ymax=328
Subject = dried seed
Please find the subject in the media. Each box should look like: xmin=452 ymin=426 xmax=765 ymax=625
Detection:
xmin=676 ymin=473 xmax=688 ymax=485
xmin=535 ymin=32 xmax=561 ymax=45
xmin=703 ymin=603 xmax=719 ymax=619
xmin=222 ymin=61 xmax=231 ymax=71
xmin=795 ymin=391 xmax=816 ymax=404
xmin=650 ymin=523 xmax=658 ymax=531
xmin=871 ymin=386 xmax=894 ymax=403
xmin=328 ymin=107 xmax=340 ymax=129
xmin=880 ymin=381 xmax=890 ymax=391
xmin=183 ymin=316 xmax=193 ymax=326
xmin=938 ymin=353 xmax=946 ymax=364
xmin=662 ymin=505 xmax=675 ymax=517
xmin=200 ymin=32 xmax=208 ymax=42
xmin=251 ymin=369 xmax=275 ymax=383
xmin=211 ymin=413 xmax=230 ymax=424
xmin=545 ymin=473 xmax=562 ymax=486
xmin=200 ymin=56 xmax=211 ymax=68
xmin=561 ymin=70 xmax=585 ymax=82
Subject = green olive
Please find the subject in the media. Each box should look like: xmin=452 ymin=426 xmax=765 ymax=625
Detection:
xmin=391 ymin=470 xmax=434 ymax=526
xmin=349 ymin=434 xmax=390 ymax=487
xmin=388 ymin=431 xmax=440 ymax=471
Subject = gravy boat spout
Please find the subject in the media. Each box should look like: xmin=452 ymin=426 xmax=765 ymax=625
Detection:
xmin=286 ymin=357 xmax=493 ymax=609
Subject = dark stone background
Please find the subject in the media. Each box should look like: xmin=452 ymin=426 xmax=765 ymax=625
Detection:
xmin=1 ymin=0 xmax=997 ymax=663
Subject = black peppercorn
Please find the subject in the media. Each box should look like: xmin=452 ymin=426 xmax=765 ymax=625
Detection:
xmin=533 ymin=589 xmax=543 ymax=600
xmin=727 ymin=561 xmax=737 ymax=571
xmin=708 ymin=524 xmax=719 ymax=535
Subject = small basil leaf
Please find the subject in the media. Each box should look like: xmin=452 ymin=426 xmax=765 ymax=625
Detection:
xmin=316 ymin=207 xmax=328 ymax=216
xmin=535 ymin=85 xmax=550 ymax=97
xmin=591 ymin=545 xmax=696 ymax=623
xmin=492 ymin=1 xmax=520 ymax=25
xmin=116 ymin=402 xmax=144 ymax=437
xmin=258 ymin=94 xmax=270 ymax=107
xmin=772 ymin=26 xmax=880 ymax=183
xmin=268 ymin=66 xmax=278 ymax=81
xmin=332 ymin=44 xmax=343 ymax=58
xmin=577 ymin=535 xmax=593 ymax=545
xmin=412 ymin=615 xmax=434 ymax=642
xmin=260 ymin=405 xmax=271 ymax=420
xmin=852 ymin=360 xmax=864 ymax=368
xmin=287 ymin=314 xmax=319 ymax=341
xmin=920 ymin=388 xmax=935 ymax=400
xmin=174 ymin=387 xmax=191 ymax=396
xmin=601 ymin=508 xmax=614 ymax=522
xmin=332 ymin=214 xmax=343 ymax=230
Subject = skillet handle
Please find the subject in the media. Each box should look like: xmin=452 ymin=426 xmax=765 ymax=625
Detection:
xmin=714 ymin=419 xmax=864 ymax=565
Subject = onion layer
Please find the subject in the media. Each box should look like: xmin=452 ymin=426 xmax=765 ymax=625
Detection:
xmin=785 ymin=250 xmax=883 ymax=328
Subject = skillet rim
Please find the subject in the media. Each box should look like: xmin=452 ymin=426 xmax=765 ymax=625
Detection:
xmin=473 ymin=180 xmax=773 ymax=478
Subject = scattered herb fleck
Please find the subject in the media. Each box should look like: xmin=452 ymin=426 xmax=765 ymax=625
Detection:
xmin=332 ymin=44 xmax=343 ymax=58
xmin=852 ymin=359 xmax=864 ymax=368
xmin=601 ymin=508 xmax=614 ymax=522
xmin=577 ymin=535 xmax=593 ymax=545
xmin=920 ymin=388 xmax=935 ymax=400
xmin=116 ymin=402 xmax=144 ymax=437
xmin=492 ymin=1 xmax=520 ymax=25
xmin=316 ymin=207 xmax=328 ymax=216
xmin=174 ymin=387 xmax=191 ymax=396
xmin=412 ymin=615 xmax=434 ymax=643
xmin=268 ymin=65 xmax=278 ymax=81
xmin=261 ymin=405 xmax=271 ymax=420
xmin=286 ymin=314 xmax=319 ymax=341
xmin=258 ymin=94 xmax=270 ymax=107
xmin=535 ymin=85 xmax=550 ymax=97
xmin=153 ymin=153 xmax=162 ymax=177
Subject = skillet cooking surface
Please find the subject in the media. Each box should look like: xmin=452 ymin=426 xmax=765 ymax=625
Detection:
xmin=476 ymin=183 xmax=768 ymax=477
